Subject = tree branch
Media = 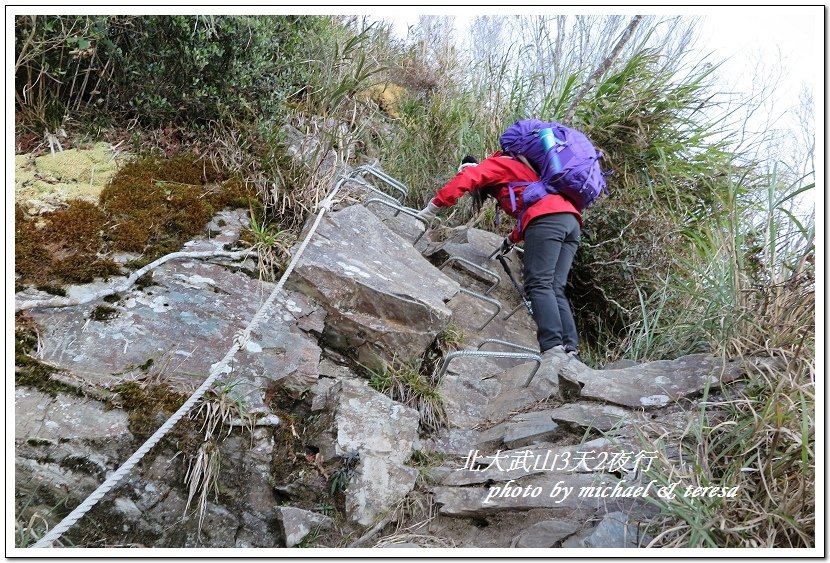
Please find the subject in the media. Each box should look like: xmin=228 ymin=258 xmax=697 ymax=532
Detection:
xmin=563 ymin=15 xmax=644 ymax=123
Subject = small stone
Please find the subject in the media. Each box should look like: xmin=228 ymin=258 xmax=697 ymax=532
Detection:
xmin=514 ymin=520 xmax=580 ymax=548
xmin=581 ymin=512 xmax=647 ymax=548
xmin=275 ymin=506 xmax=332 ymax=548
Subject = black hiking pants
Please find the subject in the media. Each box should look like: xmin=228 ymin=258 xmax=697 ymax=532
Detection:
xmin=522 ymin=213 xmax=580 ymax=353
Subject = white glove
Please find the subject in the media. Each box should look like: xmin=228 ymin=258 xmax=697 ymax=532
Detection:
xmin=416 ymin=201 xmax=441 ymax=224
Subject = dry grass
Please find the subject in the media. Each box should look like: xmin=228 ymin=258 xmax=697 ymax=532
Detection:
xmin=638 ymin=278 xmax=814 ymax=547
xmin=183 ymin=381 xmax=253 ymax=539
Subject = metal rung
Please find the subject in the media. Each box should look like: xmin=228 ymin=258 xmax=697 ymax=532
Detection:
xmin=503 ymin=302 xmax=528 ymax=320
xmin=343 ymin=176 xmax=404 ymax=204
xmin=440 ymin=256 xmax=501 ymax=295
xmin=477 ymin=339 xmax=539 ymax=354
xmin=437 ymin=349 xmax=542 ymax=388
xmin=458 ymin=288 xmax=501 ymax=331
xmin=363 ymin=198 xmax=429 ymax=245
xmin=351 ymin=165 xmax=408 ymax=201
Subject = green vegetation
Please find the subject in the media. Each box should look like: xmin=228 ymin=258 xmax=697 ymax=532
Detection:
xmin=366 ymin=358 xmax=447 ymax=434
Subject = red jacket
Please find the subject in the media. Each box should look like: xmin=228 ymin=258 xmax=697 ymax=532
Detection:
xmin=431 ymin=152 xmax=582 ymax=243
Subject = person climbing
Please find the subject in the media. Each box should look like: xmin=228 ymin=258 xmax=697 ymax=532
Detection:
xmin=416 ymin=150 xmax=582 ymax=363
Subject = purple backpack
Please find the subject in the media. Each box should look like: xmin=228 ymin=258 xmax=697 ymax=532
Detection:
xmin=499 ymin=119 xmax=608 ymax=215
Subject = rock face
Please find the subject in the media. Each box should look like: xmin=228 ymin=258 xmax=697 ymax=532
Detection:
xmin=14 ymin=169 xmax=764 ymax=550
xmin=423 ymin=227 xmax=538 ymax=354
xmin=321 ymin=379 xmax=421 ymax=528
xmin=562 ymin=512 xmax=647 ymax=548
xmin=27 ymin=210 xmax=325 ymax=413
xmin=15 ymin=388 xmax=135 ymax=513
xmin=289 ymin=205 xmax=459 ymax=367
xmin=477 ymin=410 xmax=561 ymax=450
xmin=276 ymin=506 xmax=333 ymax=548
xmin=559 ymin=354 xmax=745 ymax=409
xmin=423 ymin=227 xmax=524 ymax=304
xmin=432 ymin=472 xmax=635 ymax=517
xmin=548 ymin=403 xmax=632 ymax=432
xmin=513 ymin=520 xmax=580 ymax=548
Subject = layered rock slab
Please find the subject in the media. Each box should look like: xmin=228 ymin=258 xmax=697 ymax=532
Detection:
xmin=289 ymin=205 xmax=459 ymax=368
xmin=319 ymin=378 xmax=421 ymax=528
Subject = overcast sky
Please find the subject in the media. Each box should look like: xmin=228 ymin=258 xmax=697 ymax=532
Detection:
xmin=383 ymin=7 xmax=821 ymax=132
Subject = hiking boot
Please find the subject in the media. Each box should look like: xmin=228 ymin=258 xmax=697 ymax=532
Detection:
xmin=564 ymin=345 xmax=581 ymax=362
xmin=540 ymin=345 xmax=568 ymax=362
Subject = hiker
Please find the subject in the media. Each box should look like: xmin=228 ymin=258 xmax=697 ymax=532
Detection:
xmin=417 ymin=152 xmax=582 ymax=361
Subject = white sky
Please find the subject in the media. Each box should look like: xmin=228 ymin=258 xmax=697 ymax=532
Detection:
xmin=385 ymin=8 xmax=821 ymax=107
xmin=382 ymin=7 xmax=823 ymax=183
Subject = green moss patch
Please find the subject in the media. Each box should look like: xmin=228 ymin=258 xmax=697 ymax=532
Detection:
xmin=15 ymin=313 xmax=81 ymax=397
xmin=99 ymin=154 xmax=254 ymax=259
xmin=15 ymin=143 xmax=123 ymax=214
xmin=15 ymin=152 xmax=255 ymax=291
xmin=113 ymin=381 xmax=190 ymax=443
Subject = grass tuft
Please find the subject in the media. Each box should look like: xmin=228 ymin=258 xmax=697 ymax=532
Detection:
xmin=367 ymin=358 xmax=447 ymax=434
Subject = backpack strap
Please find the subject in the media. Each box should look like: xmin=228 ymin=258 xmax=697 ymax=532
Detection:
xmin=506 ymin=181 xmax=530 ymax=213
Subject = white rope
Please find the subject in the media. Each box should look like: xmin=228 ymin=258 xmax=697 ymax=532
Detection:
xmin=31 ymin=185 xmax=343 ymax=549
xmin=16 ymin=250 xmax=250 ymax=312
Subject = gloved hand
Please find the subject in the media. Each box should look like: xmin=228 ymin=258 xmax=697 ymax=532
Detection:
xmin=498 ymin=237 xmax=514 ymax=256
xmin=416 ymin=201 xmax=441 ymax=224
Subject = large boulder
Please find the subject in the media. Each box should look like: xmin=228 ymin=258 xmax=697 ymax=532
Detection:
xmin=559 ymin=354 xmax=746 ymax=409
xmin=289 ymin=205 xmax=459 ymax=368
xmin=319 ymin=378 xmax=421 ymax=528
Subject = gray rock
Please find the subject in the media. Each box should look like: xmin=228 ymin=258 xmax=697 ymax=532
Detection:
xmin=324 ymin=379 xmax=421 ymax=527
xmin=189 ymin=209 xmax=249 ymax=253
xmin=513 ymin=519 xmax=580 ymax=548
xmin=432 ymin=472 xmax=634 ymax=517
xmin=439 ymin=373 xmax=491 ymax=429
xmin=113 ymin=497 xmax=143 ymax=520
xmin=423 ymin=428 xmax=481 ymax=457
xmin=275 ymin=506 xmax=333 ymax=548
xmin=439 ymin=438 xmax=632 ymax=486
xmin=566 ymin=511 xmax=647 ymax=548
xmin=363 ymin=198 xmax=427 ymax=247
xmin=422 ymin=227 xmax=522 ymax=303
xmin=15 ymin=387 xmax=130 ymax=443
xmin=558 ymin=354 xmax=745 ymax=409
xmin=477 ymin=410 xmax=561 ymax=450
xmin=28 ymin=243 xmax=323 ymax=413
xmin=485 ymin=360 xmax=560 ymax=424
xmin=289 ymin=205 xmax=459 ymax=367
xmin=603 ymin=359 xmax=640 ymax=370
xmin=549 ymin=403 xmax=633 ymax=432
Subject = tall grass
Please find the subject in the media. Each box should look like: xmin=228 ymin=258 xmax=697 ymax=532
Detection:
xmin=629 ymin=169 xmax=815 ymax=547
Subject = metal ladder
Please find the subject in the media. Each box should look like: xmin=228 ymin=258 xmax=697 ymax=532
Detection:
xmin=347 ymin=165 xmax=542 ymax=388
